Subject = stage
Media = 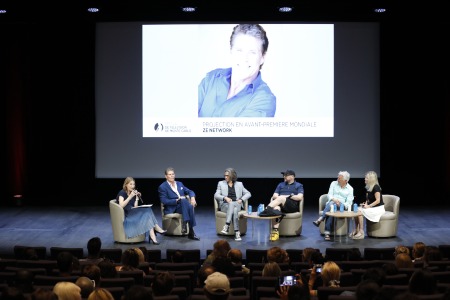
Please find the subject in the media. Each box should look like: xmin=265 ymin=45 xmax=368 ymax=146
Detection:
xmin=1 ymin=203 xmax=449 ymax=261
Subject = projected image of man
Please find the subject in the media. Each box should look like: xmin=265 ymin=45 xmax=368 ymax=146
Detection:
xmin=198 ymin=24 xmax=276 ymax=118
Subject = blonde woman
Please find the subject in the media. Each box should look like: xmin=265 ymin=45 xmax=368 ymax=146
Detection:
xmin=351 ymin=171 xmax=385 ymax=239
xmin=308 ymin=261 xmax=341 ymax=297
xmin=116 ymin=177 xmax=166 ymax=244
xmin=53 ymin=281 xmax=82 ymax=300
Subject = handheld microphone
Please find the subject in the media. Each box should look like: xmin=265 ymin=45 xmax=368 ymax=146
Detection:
xmin=134 ymin=188 xmax=144 ymax=204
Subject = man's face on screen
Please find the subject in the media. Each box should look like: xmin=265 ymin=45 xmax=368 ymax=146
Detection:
xmin=230 ymin=33 xmax=265 ymax=82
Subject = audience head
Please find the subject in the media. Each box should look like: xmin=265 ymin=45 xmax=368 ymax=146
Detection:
xmin=285 ymin=284 xmax=311 ymax=300
xmin=87 ymin=288 xmax=114 ymax=300
xmin=75 ymin=276 xmax=95 ymax=299
xmin=133 ymin=247 xmax=146 ymax=264
xmin=198 ymin=265 xmax=216 ymax=287
xmin=31 ymin=288 xmax=58 ymax=300
xmin=267 ymin=246 xmax=289 ymax=263
xmin=310 ymin=251 xmax=325 ymax=266
xmin=321 ymin=261 xmax=341 ymax=287
xmin=123 ymin=285 xmax=153 ymax=300
xmin=53 ymin=281 xmax=82 ymax=300
xmin=227 ymin=249 xmax=243 ymax=264
xmin=349 ymin=248 xmax=363 ymax=261
xmin=23 ymin=248 xmax=39 ymax=260
xmin=301 ymin=247 xmax=316 ymax=264
xmin=171 ymin=250 xmax=185 ymax=263
xmin=151 ymin=271 xmax=175 ymax=296
xmin=395 ymin=253 xmax=413 ymax=268
xmin=81 ymin=264 xmax=101 ymax=287
xmin=361 ymin=267 xmax=386 ymax=287
xmin=408 ymin=269 xmax=437 ymax=295
xmin=57 ymin=251 xmax=75 ymax=275
xmin=211 ymin=240 xmax=231 ymax=259
xmin=394 ymin=246 xmax=410 ymax=258
xmin=120 ymin=248 xmax=140 ymax=270
xmin=204 ymin=272 xmax=231 ymax=300
xmin=356 ymin=280 xmax=381 ymax=300
xmin=14 ymin=269 xmax=35 ymax=293
xmin=424 ymin=245 xmax=443 ymax=264
xmin=98 ymin=260 xmax=117 ymax=278
xmin=262 ymin=261 xmax=282 ymax=277
xmin=382 ymin=262 xmax=399 ymax=276
xmin=1 ymin=287 xmax=27 ymax=300
xmin=211 ymin=256 xmax=235 ymax=278
xmin=86 ymin=237 xmax=102 ymax=258
xmin=412 ymin=242 xmax=426 ymax=261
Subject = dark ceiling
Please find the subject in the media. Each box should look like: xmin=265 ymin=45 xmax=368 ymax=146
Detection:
xmin=1 ymin=0 xmax=444 ymax=24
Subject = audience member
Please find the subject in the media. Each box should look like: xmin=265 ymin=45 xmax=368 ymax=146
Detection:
xmin=53 ymin=281 xmax=82 ymax=300
xmin=151 ymin=271 xmax=175 ymax=297
xmin=75 ymin=276 xmax=95 ymax=299
xmin=227 ymin=248 xmax=250 ymax=274
xmin=301 ymin=248 xmax=317 ymax=266
xmin=204 ymin=272 xmax=231 ymax=300
xmin=23 ymin=248 xmax=39 ymax=260
xmin=80 ymin=237 xmax=103 ymax=265
xmin=212 ymin=256 xmax=235 ymax=278
xmin=57 ymin=251 xmax=75 ymax=276
xmin=31 ymin=288 xmax=58 ymax=300
xmin=412 ymin=242 xmax=426 ymax=263
xmin=395 ymin=253 xmax=413 ymax=268
xmin=394 ymin=245 xmax=410 ymax=259
xmin=204 ymin=240 xmax=231 ymax=266
xmin=308 ymin=261 xmax=341 ymax=298
xmin=171 ymin=250 xmax=185 ymax=263
xmin=86 ymin=288 xmax=114 ymax=300
xmin=262 ymin=261 xmax=282 ymax=277
xmin=197 ymin=265 xmax=216 ymax=288
xmin=97 ymin=260 xmax=117 ymax=278
xmin=1 ymin=287 xmax=27 ymax=300
xmin=267 ymin=246 xmax=290 ymax=264
xmin=408 ymin=269 xmax=437 ymax=296
xmin=122 ymin=285 xmax=153 ymax=300
xmin=81 ymin=264 xmax=101 ymax=288
xmin=133 ymin=247 xmax=152 ymax=274
xmin=14 ymin=269 xmax=35 ymax=294
xmin=382 ymin=262 xmax=399 ymax=276
xmin=117 ymin=248 xmax=142 ymax=273
xmin=423 ymin=245 xmax=443 ymax=268
xmin=355 ymin=280 xmax=381 ymax=300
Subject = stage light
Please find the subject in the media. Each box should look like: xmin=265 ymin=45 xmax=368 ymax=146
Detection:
xmin=182 ymin=6 xmax=196 ymax=12
xmin=0 ymin=9 xmax=7 ymax=14
xmin=87 ymin=7 xmax=100 ymax=13
xmin=278 ymin=6 xmax=293 ymax=13
xmin=374 ymin=8 xmax=386 ymax=13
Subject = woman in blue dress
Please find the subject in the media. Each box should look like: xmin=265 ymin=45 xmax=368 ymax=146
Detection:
xmin=116 ymin=177 xmax=166 ymax=244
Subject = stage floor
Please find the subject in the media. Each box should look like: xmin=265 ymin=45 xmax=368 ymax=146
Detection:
xmin=1 ymin=203 xmax=449 ymax=260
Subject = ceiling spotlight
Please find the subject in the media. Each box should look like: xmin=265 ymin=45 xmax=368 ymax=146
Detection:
xmin=278 ymin=6 xmax=293 ymax=13
xmin=182 ymin=6 xmax=196 ymax=12
xmin=0 ymin=9 xmax=7 ymax=14
xmin=87 ymin=7 xmax=100 ymax=13
xmin=374 ymin=8 xmax=386 ymax=13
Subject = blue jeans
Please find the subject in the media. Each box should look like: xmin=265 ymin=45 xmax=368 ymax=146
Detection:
xmin=321 ymin=202 xmax=336 ymax=235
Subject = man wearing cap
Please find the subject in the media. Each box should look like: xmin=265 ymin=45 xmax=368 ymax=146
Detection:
xmin=266 ymin=169 xmax=304 ymax=241
xmin=204 ymin=272 xmax=231 ymax=300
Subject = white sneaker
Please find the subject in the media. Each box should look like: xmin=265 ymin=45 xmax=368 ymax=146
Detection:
xmin=221 ymin=224 xmax=230 ymax=234
xmin=235 ymin=231 xmax=242 ymax=241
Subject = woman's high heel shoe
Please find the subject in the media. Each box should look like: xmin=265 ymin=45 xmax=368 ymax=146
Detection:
xmin=154 ymin=225 xmax=167 ymax=235
xmin=149 ymin=238 xmax=160 ymax=245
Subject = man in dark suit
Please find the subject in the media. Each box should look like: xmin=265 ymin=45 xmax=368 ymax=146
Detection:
xmin=158 ymin=167 xmax=200 ymax=240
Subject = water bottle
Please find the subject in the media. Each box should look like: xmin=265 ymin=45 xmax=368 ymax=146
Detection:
xmin=257 ymin=204 xmax=264 ymax=216
xmin=353 ymin=203 xmax=358 ymax=212
xmin=330 ymin=203 xmax=335 ymax=212
xmin=340 ymin=203 xmax=344 ymax=212
xmin=248 ymin=205 xmax=252 ymax=215
xmin=333 ymin=203 xmax=337 ymax=212
xmin=347 ymin=203 xmax=351 ymax=212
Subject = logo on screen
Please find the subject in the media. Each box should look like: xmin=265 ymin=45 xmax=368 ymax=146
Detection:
xmin=154 ymin=123 xmax=164 ymax=132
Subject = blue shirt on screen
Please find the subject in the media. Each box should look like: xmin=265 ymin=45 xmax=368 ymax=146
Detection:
xmin=198 ymin=68 xmax=276 ymax=117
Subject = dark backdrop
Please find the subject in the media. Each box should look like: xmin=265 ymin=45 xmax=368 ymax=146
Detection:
xmin=2 ymin=16 xmax=449 ymax=207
